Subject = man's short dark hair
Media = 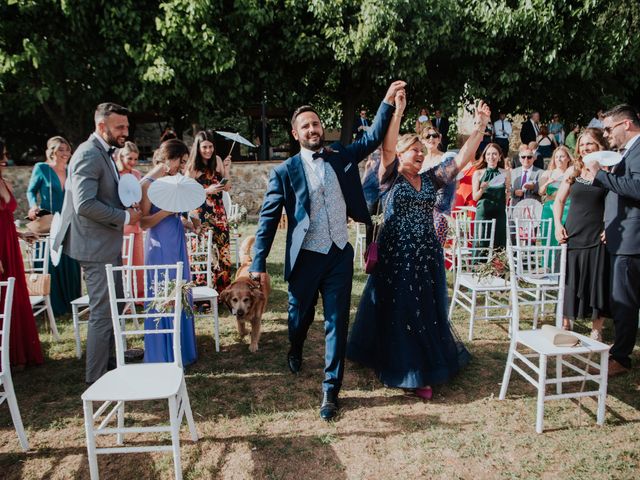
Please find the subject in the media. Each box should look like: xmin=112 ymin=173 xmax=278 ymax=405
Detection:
xmin=603 ymin=104 xmax=640 ymax=128
xmin=291 ymin=105 xmax=320 ymax=128
xmin=95 ymin=102 xmax=130 ymax=124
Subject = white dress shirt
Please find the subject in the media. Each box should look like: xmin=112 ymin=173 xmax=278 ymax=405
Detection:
xmin=495 ymin=118 xmax=512 ymax=138
xmin=300 ymin=146 xmax=325 ymax=190
xmin=92 ymin=132 xmax=129 ymax=224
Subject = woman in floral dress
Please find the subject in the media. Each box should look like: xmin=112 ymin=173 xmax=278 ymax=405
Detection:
xmin=185 ymin=130 xmax=232 ymax=291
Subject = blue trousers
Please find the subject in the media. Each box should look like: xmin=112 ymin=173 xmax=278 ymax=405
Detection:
xmin=287 ymin=243 xmax=354 ymax=394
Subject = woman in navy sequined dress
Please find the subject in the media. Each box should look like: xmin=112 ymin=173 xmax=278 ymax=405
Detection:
xmin=347 ymin=94 xmax=492 ymax=398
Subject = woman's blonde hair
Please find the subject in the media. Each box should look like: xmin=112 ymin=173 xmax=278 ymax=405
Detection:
xmin=548 ymin=145 xmax=573 ymax=171
xmin=46 ymin=136 xmax=70 ymax=162
xmin=116 ymin=141 xmax=139 ymax=171
xmin=567 ymin=127 xmax=608 ymax=185
xmin=396 ymin=133 xmax=422 ymax=155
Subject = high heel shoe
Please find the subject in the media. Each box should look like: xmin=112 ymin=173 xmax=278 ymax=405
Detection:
xmin=415 ymin=386 xmax=433 ymax=400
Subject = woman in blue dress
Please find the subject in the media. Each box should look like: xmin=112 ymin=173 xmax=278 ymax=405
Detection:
xmin=347 ymin=93 xmax=491 ymax=399
xmin=26 ymin=136 xmax=81 ymax=315
xmin=140 ymin=139 xmax=197 ymax=366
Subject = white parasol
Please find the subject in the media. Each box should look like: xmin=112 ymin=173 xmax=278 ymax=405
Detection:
xmin=513 ymin=199 xmax=543 ymax=226
xmin=216 ymin=131 xmax=256 ymax=154
xmin=49 ymin=212 xmax=63 ymax=266
xmin=118 ymin=173 xmax=142 ymax=207
xmin=488 ymin=173 xmax=506 ymax=187
xmin=583 ymin=150 xmax=623 ymax=167
xmin=147 ymin=174 xmax=206 ymax=213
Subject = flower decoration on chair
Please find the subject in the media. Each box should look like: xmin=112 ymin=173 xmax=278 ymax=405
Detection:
xmin=227 ymin=204 xmax=248 ymax=232
xmin=145 ymin=278 xmax=196 ymax=325
xmin=473 ymin=247 xmax=510 ymax=281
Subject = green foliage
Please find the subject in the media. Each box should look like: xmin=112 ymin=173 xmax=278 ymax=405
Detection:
xmin=1 ymin=0 xmax=640 ymax=155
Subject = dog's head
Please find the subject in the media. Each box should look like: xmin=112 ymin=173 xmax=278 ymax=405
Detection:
xmin=219 ymin=279 xmax=264 ymax=318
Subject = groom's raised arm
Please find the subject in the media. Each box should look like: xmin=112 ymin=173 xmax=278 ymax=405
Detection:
xmin=346 ymin=80 xmax=406 ymax=163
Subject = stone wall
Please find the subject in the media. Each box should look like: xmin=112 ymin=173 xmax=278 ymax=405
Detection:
xmin=2 ymin=161 xmax=282 ymax=221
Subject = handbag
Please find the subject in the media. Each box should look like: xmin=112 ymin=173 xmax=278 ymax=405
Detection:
xmin=364 ymin=175 xmax=398 ymax=274
xmin=25 ymin=273 xmax=51 ymax=296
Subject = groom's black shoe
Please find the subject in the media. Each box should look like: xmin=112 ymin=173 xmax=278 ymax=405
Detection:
xmin=287 ymin=346 xmax=302 ymax=374
xmin=320 ymin=391 xmax=339 ymax=421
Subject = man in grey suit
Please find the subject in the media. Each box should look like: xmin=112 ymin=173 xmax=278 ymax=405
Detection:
xmin=53 ymin=103 xmax=141 ymax=383
xmin=510 ymin=145 xmax=542 ymax=206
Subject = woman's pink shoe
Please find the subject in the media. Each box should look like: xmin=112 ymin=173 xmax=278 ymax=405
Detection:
xmin=415 ymin=386 xmax=433 ymax=400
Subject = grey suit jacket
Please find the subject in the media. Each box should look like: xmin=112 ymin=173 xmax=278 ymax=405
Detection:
xmin=510 ymin=166 xmax=542 ymax=205
xmin=594 ymin=137 xmax=640 ymax=255
xmin=53 ymin=135 xmax=126 ymax=262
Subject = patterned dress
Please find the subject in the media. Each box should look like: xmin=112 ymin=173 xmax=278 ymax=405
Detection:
xmin=193 ymin=172 xmax=231 ymax=291
xmin=347 ymin=156 xmax=470 ymax=388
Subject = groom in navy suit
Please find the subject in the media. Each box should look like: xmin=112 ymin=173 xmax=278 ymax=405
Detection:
xmin=250 ymin=80 xmax=406 ymax=420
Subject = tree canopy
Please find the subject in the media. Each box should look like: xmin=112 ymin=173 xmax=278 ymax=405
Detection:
xmin=1 ymin=0 xmax=639 ymax=156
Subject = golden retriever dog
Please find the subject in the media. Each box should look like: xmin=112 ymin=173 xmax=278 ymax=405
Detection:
xmin=219 ymin=235 xmax=270 ymax=352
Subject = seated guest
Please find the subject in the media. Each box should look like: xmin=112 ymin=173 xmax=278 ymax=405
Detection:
xmin=472 ymin=143 xmax=509 ymax=248
xmin=511 ymin=145 xmax=542 ymax=206
xmin=553 ymin=128 xmax=609 ymax=340
xmin=27 ymin=136 xmax=81 ymax=316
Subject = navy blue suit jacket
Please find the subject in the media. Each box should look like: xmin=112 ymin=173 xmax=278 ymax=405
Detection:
xmin=251 ymin=100 xmax=395 ymax=279
xmin=594 ymin=137 xmax=640 ymax=255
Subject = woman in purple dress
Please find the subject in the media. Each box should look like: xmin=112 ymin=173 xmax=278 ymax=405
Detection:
xmin=140 ymin=139 xmax=197 ymax=365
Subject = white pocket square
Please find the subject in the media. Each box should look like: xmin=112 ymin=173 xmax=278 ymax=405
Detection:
xmin=344 ymin=163 xmax=352 ymax=172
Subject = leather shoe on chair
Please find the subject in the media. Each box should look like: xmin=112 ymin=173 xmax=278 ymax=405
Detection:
xmin=287 ymin=349 xmax=302 ymax=374
xmin=320 ymin=391 xmax=339 ymax=421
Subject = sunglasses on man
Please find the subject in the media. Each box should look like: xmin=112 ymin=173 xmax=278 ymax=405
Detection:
xmin=520 ymin=155 xmax=533 ymax=159
xmin=423 ymin=133 xmax=439 ymax=139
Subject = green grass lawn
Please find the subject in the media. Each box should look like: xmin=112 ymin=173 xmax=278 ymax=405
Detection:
xmin=0 ymin=222 xmax=639 ymax=479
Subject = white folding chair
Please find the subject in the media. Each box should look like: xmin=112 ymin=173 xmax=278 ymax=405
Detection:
xmin=449 ymin=218 xmax=512 ymax=340
xmin=81 ymin=262 xmax=198 ymax=480
xmin=514 ymin=218 xmax=552 ymax=248
xmin=21 ymin=237 xmax=59 ymax=340
xmin=353 ymin=223 xmax=367 ymax=268
xmin=499 ymin=244 xmax=610 ymax=433
xmin=513 ymin=218 xmax=555 ymax=327
xmin=72 ymin=234 xmax=135 ymax=359
xmin=185 ymin=231 xmax=220 ymax=352
xmin=0 ymin=278 xmax=29 ymax=451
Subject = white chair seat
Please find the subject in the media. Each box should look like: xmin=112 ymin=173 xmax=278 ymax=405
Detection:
xmin=83 ymin=364 xmax=183 ymax=402
xmin=29 ymin=295 xmax=44 ymax=306
xmin=520 ymin=274 xmax=559 ymax=286
xmin=516 ymin=329 xmax=609 ymax=356
xmin=458 ymin=273 xmax=509 ymax=289
xmin=192 ymin=286 xmax=218 ymax=301
xmin=71 ymin=294 xmax=90 ymax=306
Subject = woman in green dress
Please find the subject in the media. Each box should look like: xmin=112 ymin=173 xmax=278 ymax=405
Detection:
xmin=471 ymin=143 xmax=510 ymax=248
xmin=539 ymin=146 xmax=573 ymax=246
xmin=26 ymin=136 xmax=81 ymax=315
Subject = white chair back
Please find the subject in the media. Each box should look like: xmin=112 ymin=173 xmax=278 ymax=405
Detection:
xmin=21 ymin=237 xmax=50 ymax=275
xmin=507 ymin=243 xmax=567 ymax=329
xmin=186 ymin=231 xmax=214 ymax=288
xmin=106 ymin=262 xmax=185 ymax=368
xmin=454 ymin=218 xmax=496 ymax=273
xmin=121 ymin=233 xmax=135 ymax=297
xmin=1 ymin=278 xmax=15 ymax=378
xmin=514 ymin=218 xmax=552 ymax=247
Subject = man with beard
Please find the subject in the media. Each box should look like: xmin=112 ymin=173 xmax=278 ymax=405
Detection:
xmin=250 ymin=80 xmax=405 ymax=420
xmin=586 ymin=104 xmax=640 ymax=377
xmin=54 ymin=102 xmax=141 ymax=384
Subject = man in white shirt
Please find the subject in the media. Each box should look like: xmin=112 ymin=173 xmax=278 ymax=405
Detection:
xmin=587 ymin=109 xmax=605 ymax=129
xmin=494 ymin=112 xmax=512 ymax=157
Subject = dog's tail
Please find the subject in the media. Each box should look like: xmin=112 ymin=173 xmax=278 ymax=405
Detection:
xmin=239 ymin=235 xmax=256 ymax=266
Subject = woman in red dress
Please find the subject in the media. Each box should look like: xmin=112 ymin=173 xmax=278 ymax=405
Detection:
xmin=0 ymin=141 xmax=44 ymax=367
xmin=185 ymin=131 xmax=233 ymax=292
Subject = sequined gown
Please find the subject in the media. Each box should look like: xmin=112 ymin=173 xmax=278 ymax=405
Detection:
xmin=347 ymin=157 xmax=471 ymax=387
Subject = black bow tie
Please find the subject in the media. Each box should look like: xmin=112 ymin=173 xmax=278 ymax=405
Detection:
xmin=108 ymin=147 xmax=116 ymax=156
xmin=312 ymin=151 xmax=323 ymax=160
